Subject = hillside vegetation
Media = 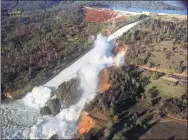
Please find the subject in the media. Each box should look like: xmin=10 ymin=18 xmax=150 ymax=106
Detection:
xmin=76 ymin=66 xmax=187 ymax=139
xmin=119 ymin=17 xmax=187 ymax=75
xmin=1 ymin=4 xmax=147 ymax=100
xmin=1 ymin=1 xmax=184 ymax=14
xmin=73 ymin=16 xmax=187 ymax=139
xmin=1 ymin=6 xmax=103 ymax=96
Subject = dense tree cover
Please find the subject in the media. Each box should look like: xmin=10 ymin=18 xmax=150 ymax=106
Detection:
xmin=145 ymin=86 xmax=161 ymax=107
xmin=1 ymin=6 xmax=104 ymax=96
xmin=79 ymin=66 xmax=150 ymax=139
xmin=162 ymin=93 xmax=187 ymax=115
xmin=2 ymin=1 xmax=184 ymax=15
xmin=78 ymin=66 xmax=187 ymax=139
xmin=85 ymin=66 xmax=145 ymax=115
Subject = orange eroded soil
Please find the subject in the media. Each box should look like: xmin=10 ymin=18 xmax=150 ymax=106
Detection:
xmin=97 ymin=68 xmax=111 ymax=93
xmin=77 ymin=111 xmax=96 ymax=135
xmin=138 ymin=65 xmax=188 ymax=77
xmin=84 ymin=7 xmax=127 ymax=23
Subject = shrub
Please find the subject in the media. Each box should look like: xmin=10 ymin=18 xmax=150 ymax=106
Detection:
xmin=112 ymin=132 xmax=124 ymax=140
xmin=122 ymin=127 xmax=127 ymax=133
xmin=104 ymin=128 xmax=111 ymax=138
xmin=112 ymin=134 xmax=120 ymax=140
xmin=135 ymin=57 xmax=145 ymax=65
xmin=148 ymin=86 xmax=157 ymax=94
xmin=109 ymin=107 xmax=115 ymax=115
xmin=114 ymin=115 xmax=119 ymax=123
xmin=172 ymin=65 xmax=183 ymax=74
xmin=150 ymin=72 xmax=160 ymax=80
xmin=167 ymin=80 xmax=178 ymax=86
xmin=136 ymin=119 xmax=142 ymax=126
xmin=151 ymin=96 xmax=161 ymax=106
xmin=106 ymin=120 xmax=114 ymax=129
xmin=164 ymin=50 xmax=172 ymax=59
xmin=102 ymin=103 xmax=107 ymax=113
xmin=167 ymin=104 xmax=182 ymax=114
xmin=139 ymin=14 xmax=148 ymax=20
xmin=151 ymin=89 xmax=159 ymax=98
xmin=147 ymin=61 xmax=155 ymax=68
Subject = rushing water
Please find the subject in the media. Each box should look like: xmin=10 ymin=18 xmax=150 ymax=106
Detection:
xmin=2 ymin=4 xmax=185 ymax=137
xmin=1 ymin=100 xmax=42 ymax=139
xmin=1 ymin=34 xmax=118 ymax=139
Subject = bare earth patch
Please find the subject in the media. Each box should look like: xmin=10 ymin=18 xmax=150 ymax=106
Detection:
xmin=140 ymin=120 xmax=187 ymax=139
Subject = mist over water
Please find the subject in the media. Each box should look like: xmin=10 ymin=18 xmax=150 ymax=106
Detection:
xmin=28 ymin=34 xmax=115 ymax=139
xmin=1 ymin=33 xmax=124 ymax=139
xmin=23 ymin=86 xmax=52 ymax=109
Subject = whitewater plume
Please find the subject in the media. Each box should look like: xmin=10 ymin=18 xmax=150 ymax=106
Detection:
xmin=23 ymin=86 xmax=52 ymax=109
xmin=1 ymin=34 xmax=122 ymax=139
xmin=25 ymin=34 xmax=116 ymax=139
xmin=1 ymin=20 xmax=141 ymax=139
xmin=114 ymin=51 xmax=126 ymax=67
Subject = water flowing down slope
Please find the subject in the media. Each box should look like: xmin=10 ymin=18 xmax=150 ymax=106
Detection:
xmin=1 ymin=20 xmax=141 ymax=139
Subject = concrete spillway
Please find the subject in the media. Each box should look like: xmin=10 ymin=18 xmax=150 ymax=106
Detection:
xmin=44 ymin=20 xmax=141 ymax=88
xmin=1 ymin=20 xmax=142 ymax=139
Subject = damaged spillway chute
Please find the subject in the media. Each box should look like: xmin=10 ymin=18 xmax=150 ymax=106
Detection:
xmin=1 ymin=20 xmax=142 ymax=139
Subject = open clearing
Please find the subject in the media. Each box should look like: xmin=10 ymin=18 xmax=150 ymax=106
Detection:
xmin=146 ymin=78 xmax=186 ymax=98
xmin=140 ymin=121 xmax=187 ymax=139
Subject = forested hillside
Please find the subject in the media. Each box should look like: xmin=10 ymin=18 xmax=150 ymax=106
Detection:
xmin=1 ymin=0 xmax=184 ymax=15
xmin=1 ymin=6 xmax=103 ymax=96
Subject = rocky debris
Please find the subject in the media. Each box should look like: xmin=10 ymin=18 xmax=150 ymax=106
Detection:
xmin=39 ymin=98 xmax=61 ymax=116
xmin=54 ymin=78 xmax=83 ymax=109
xmin=40 ymin=106 xmax=51 ymax=116
xmin=48 ymin=134 xmax=59 ymax=139
xmin=46 ymin=99 xmax=61 ymax=116
xmin=39 ymin=78 xmax=82 ymax=116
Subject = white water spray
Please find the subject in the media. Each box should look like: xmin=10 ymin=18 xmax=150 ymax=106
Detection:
xmin=27 ymin=34 xmax=115 ymax=139
xmin=1 ymin=20 xmax=140 ymax=139
xmin=1 ymin=33 xmax=116 ymax=139
xmin=23 ymin=86 xmax=52 ymax=109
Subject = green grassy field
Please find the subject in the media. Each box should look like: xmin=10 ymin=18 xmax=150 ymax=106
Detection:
xmin=146 ymin=78 xmax=186 ymax=98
